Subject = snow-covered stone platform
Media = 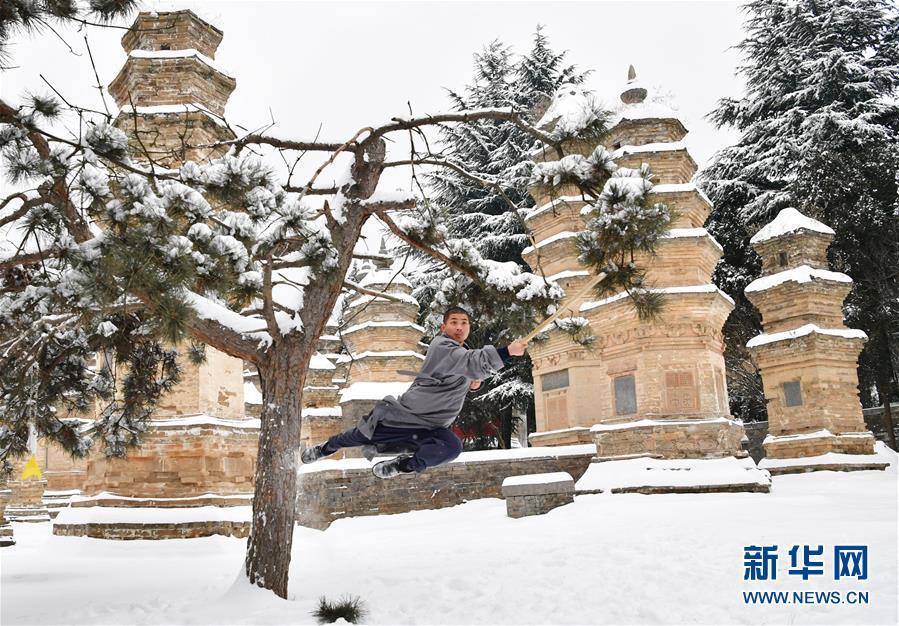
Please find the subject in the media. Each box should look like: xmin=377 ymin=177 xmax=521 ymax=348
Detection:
xmin=297 ymin=445 xmax=596 ymax=529
xmin=759 ymin=439 xmax=893 ymax=475
xmin=52 ymin=493 xmax=253 ymax=539
xmin=575 ymin=455 xmax=771 ymax=495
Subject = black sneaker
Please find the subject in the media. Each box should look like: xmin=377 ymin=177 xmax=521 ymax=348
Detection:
xmin=300 ymin=444 xmax=329 ymax=464
xmin=372 ymin=454 xmax=414 ymax=479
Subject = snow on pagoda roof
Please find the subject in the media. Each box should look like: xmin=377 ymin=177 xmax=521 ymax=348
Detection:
xmin=118 ymin=103 xmax=227 ymax=128
xmin=335 ymin=350 xmax=425 ymax=362
xmin=142 ymin=2 xmax=225 ymax=31
xmin=147 ymin=414 xmax=260 ymax=429
xmin=660 ymin=228 xmax=723 ymax=252
xmin=346 ymin=292 xmax=419 ymax=308
xmin=243 ymin=381 xmax=262 ymax=405
xmin=746 ymin=323 xmax=867 ymax=348
xmin=128 ymin=48 xmax=234 ymax=79
xmin=546 ymin=269 xmax=590 ymax=283
xmin=580 ymin=284 xmax=735 ymax=312
xmin=340 ymin=320 xmax=424 ymax=335
xmin=749 ymin=207 xmax=835 ymax=244
xmin=309 ymin=353 xmax=336 ymax=370
xmin=610 ymin=141 xmax=687 ymax=160
xmin=524 ymin=195 xmax=590 ymax=221
xmin=745 ymin=265 xmax=852 ymax=293
xmin=359 ymin=268 xmax=412 ymax=288
xmin=608 ymin=100 xmax=682 ymax=127
xmin=650 ymin=182 xmax=714 ymax=208
xmin=521 ymin=230 xmax=579 ymax=255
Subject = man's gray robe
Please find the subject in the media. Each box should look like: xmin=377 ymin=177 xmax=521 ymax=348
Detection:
xmin=357 ymin=333 xmax=506 ymax=438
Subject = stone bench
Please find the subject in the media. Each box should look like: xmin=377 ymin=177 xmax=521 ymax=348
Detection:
xmin=501 ymin=472 xmax=575 ymax=518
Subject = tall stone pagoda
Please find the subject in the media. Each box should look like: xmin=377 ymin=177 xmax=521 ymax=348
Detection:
xmin=336 ymin=246 xmax=424 ymax=456
xmin=525 ymin=70 xmax=767 ymax=493
xmin=109 ymin=9 xmax=235 ymax=167
xmin=744 ymin=208 xmax=888 ymax=474
xmin=52 ymin=10 xmax=258 ymax=540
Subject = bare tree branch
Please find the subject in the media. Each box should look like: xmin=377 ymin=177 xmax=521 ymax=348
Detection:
xmin=370 ymin=108 xmax=561 ymax=155
xmin=283 ymin=185 xmax=337 ymax=195
xmin=356 ymin=197 xmax=417 ymax=214
xmin=0 ymin=194 xmax=43 ymax=229
xmin=342 ymin=280 xmax=408 ymax=304
xmin=83 ymin=34 xmax=112 ymax=119
xmin=0 ymin=249 xmax=62 ymax=272
xmin=196 ymin=133 xmax=346 ymax=153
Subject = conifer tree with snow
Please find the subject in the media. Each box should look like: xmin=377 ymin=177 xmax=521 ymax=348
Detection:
xmin=0 ymin=7 xmax=668 ymax=599
xmin=414 ymin=29 xmax=590 ymax=448
xmin=700 ymin=0 xmax=899 ymax=445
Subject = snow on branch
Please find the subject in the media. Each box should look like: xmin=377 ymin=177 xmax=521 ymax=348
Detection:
xmin=378 ymin=208 xmax=563 ymax=309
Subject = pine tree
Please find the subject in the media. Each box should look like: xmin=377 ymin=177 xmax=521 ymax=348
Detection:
xmin=701 ymin=0 xmax=899 ymax=445
xmin=414 ymin=28 xmax=590 ymax=449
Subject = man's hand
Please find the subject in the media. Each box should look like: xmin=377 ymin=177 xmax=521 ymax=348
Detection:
xmin=469 ymin=379 xmax=482 ymax=391
xmin=507 ymin=339 xmax=528 ymax=356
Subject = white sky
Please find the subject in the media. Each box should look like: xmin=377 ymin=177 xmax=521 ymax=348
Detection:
xmin=2 ymin=0 xmax=747 ymax=251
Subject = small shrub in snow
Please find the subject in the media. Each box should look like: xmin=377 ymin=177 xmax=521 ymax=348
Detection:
xmin=312 ymin=595 xmax=367 ymax=624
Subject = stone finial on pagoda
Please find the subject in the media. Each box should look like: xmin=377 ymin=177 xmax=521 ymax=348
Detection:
xmin=744 ymin=208 xmax=888 ymax=473
xmin=108 ymin=10 xmax=236 ymax=167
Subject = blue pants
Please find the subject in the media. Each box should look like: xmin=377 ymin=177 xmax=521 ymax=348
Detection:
xmin=322 ymin=424 xmax=462 ymax=472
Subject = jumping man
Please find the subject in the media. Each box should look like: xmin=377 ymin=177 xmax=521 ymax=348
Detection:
xmin=300 ymin=306 xmax=529 ymax=478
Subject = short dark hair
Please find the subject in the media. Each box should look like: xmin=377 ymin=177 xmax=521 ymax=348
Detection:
xmin=442 ymin=306 xmax=471 ymax=324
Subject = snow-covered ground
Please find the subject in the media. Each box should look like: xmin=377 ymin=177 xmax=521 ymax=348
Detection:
xmin=2 ymin=446 xmax=896 ymax=625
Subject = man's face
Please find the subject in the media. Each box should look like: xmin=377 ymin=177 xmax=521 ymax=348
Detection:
xmin=441 ymin=313 xmax=471 ymax=345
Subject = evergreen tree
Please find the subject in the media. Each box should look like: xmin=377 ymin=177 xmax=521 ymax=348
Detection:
xmin=701 ymin=0 xmax=899 ymax=446
xmin=415 ymin=28 xmax=589 ymax=449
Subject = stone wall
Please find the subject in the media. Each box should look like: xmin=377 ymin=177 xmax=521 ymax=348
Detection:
xmin=81 ymin=420 xmax=258 ymax=498
xmin=53 ymin=520 xmax=249 ymax=540
xmin=296 ymin=446 xmax=596 ymax=529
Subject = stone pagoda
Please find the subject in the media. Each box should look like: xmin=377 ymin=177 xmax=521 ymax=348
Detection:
xmin=108 ymin=9 xmax=235 ymax=166
xmin=336 ymin=247 xmax=424 ymax=456
xmin=52 ymin=10 xmax=258 ymax=540
xmin=744 ymin=208 xmax=888 ymax=474
xmin=524 ymin=70 xmax=767 ymax=493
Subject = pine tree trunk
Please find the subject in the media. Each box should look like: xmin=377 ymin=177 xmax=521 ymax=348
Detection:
xmin=244 ymin=338 xmax=308 ymax=599
xmin=876 ymin=379 xmax=897 ymax=451
xmin=500 ymin=404 xmax=513 ymax=449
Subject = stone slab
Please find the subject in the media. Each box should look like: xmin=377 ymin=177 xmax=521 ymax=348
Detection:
xmin=502 ymin=472 xmax=574 ymax=497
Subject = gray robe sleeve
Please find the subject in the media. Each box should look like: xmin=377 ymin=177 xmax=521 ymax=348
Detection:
xmin=430 ymin=336 xmax=505 ymax=379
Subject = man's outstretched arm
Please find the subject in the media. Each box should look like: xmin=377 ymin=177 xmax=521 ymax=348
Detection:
xmin=470 ymin=340 xmax=528 ymax=390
